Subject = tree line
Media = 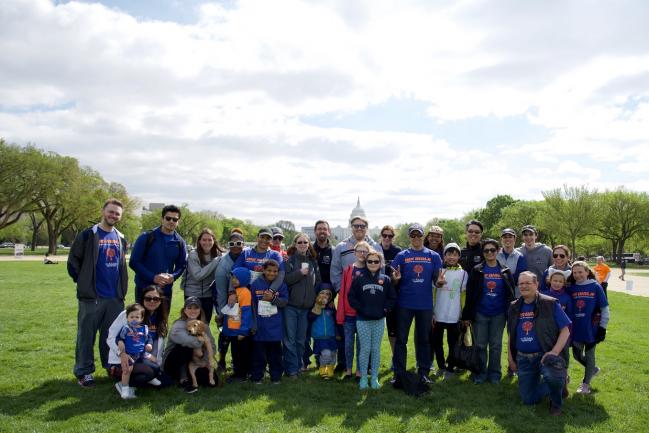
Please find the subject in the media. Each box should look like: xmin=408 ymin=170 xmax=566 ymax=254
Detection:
xmin=2 ymin=140 xmax=649 ymax=259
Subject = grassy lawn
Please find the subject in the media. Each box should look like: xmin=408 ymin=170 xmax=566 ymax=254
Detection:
xmin=0 ymin=262 xmax=647 ymax=433
xmin=0 ymin=247 xmax=64 ymax=256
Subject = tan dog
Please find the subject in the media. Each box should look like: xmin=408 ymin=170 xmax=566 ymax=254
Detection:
xmin=186 ymin=319 xmax=216 ymax=388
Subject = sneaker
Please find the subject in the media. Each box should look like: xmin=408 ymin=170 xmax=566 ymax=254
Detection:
xmin=77 ymin=374 xmax=96 ymax=388
xmin=185 ymin=385 xmax=199 ymax=394
xmin=128 ymin=386 xmax=137 ymax=399
xmin=253 ymin=380 xmax=263 ymax=385
xmin=370 ymin=377 xmax=381 ymax=390
xmin=359 ymin=376 xmax=369 ymax=390
xmin=115 ymin=382 xmax=124 ymax=396
xmin=117 ymin=383 xmax=131 ymax=400
xmin=576 ymin=382 xmax=591 ymax=394
xmin=420 ymin=375 xmax=434 ymax=385
xmin=271 ymin=380 xmax=281 ymax=385
xmin=148 ymin=378 xmax=162 ymax=386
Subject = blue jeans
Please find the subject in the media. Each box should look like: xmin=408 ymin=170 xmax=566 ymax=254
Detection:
xmin=283 ymin=305 xmax=309 ymax=375
xmin=343 ymin=316 xmax=361 ymax=371
xmin=517 ymin=353 xmax=565 ymax=408
xmin=473 ymin=312 xmax=506 ymax=381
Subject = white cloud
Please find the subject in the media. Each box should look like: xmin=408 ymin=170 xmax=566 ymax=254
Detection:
xmin=1 ymin=0 xmax=648 ymax=229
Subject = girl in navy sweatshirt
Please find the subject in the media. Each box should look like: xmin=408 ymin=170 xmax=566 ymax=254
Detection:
xmin=348 ymin=250 xmax=397 ymax=390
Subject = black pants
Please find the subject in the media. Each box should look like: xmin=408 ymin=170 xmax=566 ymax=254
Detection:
xmin=335 ymin=323 xmax=345 ymax=368
xmin=231 ymin=336 xmax=253 ymax=379
xmin=251 ymin=340 xmax=283 ymax=381
xmin=431 ymin=321 xmax=460 ymax=370
xmin=393 ymin=307 xmax=433 ymax=376
xmin=162 ymin=345 xmax=193 ymax=383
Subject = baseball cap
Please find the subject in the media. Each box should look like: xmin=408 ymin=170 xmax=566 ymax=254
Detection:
xmin=501 ymin=228 xmax=516 ymax=237
xmin=408 ymin=223 xmax=424 ymax=235
xmin=257 ymin=227 xmax=273 ymax=237
xmin=184 ymin=296 xmax=202 ymax=309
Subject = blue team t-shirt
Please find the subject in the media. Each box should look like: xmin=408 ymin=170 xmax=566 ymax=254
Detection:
xmin=234 ymin=248 xmax=285 ymax=283
xmin=568 ymin=280 xmax=608 ymax=343
xmin=477 ymin=264 xmax=506 ymax=316
xmin=117 ymin=324 xmax=151 ymax=357
xmin=541 ymin=288 xmax=573 ymax=318
xmin=516 ymin=300 xmax=571 ymax=353
xmin=391 ymin=247 xmax=442 ymax=310
xmin=95 ymin=227 xmax=121 ymax=298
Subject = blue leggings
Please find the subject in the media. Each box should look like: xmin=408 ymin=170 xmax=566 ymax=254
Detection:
xmin=356 ymin=318 xmax=384 ymax=378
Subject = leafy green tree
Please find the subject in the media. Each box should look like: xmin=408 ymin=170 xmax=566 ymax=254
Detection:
xmin=542 ymin=185 xmax=598 ymax=257
xmin=592 ymin=188 xmax=649 ymax=261
xmin=472 ymin=195 xmax=518 ymax=238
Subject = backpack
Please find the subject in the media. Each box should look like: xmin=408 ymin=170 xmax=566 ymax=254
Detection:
xmin=392 ymin=371 xmax=430 ymax=397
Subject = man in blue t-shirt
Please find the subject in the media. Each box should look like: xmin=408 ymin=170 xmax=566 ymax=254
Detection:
xmin=68 ymin=199 xmax=129 ymax=388
xmin=129 ymin=204 xmax=187 ymax=303
xmin=507 ymin=271 xmax=571 ymax=416
xmin=391 ymin=223 xmax=442 ymax=383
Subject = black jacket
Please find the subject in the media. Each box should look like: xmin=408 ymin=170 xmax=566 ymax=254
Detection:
xmin=460 ymin=243 xmax=483 ymax=272
xmin=461 ymin=262 xmax=515 ymax=321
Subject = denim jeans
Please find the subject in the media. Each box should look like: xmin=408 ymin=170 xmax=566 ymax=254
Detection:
xmin=473 ymin=312 xmax=506 ymax=381
xmin=393 ymin=307 xmax=433 ymax=376
xmin=517 ymin=353 xmax=565 ymax=408
xmin=283 ymin=305 xmax=309 ymax=375
xmin=343 ymin=316 xmax=361 ymax=371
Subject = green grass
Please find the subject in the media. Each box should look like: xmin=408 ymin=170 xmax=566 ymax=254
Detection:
xmin=0 ymin=262 xmax=648 ymax=433
xmin=0 ymin=247 xmax=63 ymax=256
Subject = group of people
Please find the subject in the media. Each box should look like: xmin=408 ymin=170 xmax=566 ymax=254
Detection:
xmin=66 ymin=200 xmax=611 ymax=416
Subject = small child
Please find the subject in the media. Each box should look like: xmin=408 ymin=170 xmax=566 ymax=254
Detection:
xmin=250 ymin=259 xmax=288 ymax=384
xmin=223 ymin=267 xmax=255 ymax=382
xmin=542 ymin=270 xmax=573 ymax=316
xmin=115 ymin=303 xmax=159 ymax=399
xmin=309 ymin=284 xmax=337 ymax=379
xmin=431 ymin=243 xmax=468 ymax=378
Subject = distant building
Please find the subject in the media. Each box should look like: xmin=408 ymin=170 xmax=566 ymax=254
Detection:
xmin=302 ymin=197 xmax=380 ymax=241
xmin=147 ymin=202 xmax=165 ymax=212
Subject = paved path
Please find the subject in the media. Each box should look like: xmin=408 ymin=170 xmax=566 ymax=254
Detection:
xmin=3 ymin=254 xmax=649 ymax=298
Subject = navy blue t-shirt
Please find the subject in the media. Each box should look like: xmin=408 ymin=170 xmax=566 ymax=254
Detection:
xmin=477 ymin=264 xmax=506 ymax=316
xmin=96 ymin=227 xmax=121 ymax=298
xmin=391 ymin=247 xmax=442 ymax=310
xmin=516 ymin=301 xmax=571 ymax=353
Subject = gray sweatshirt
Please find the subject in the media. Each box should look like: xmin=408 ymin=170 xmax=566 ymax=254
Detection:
xmin=516 ymin=242 xmax=553 ymax=282
xmin=181 ymin=249 xmax=221 ymax=298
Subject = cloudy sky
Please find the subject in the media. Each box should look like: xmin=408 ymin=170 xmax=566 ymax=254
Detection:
xmin=1 ymin=0 xmax=648 ymax=230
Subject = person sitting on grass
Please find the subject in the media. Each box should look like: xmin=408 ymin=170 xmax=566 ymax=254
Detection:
xmin=43 ymin=253 xmax=57 ymax=264
xmin=114 ymin=303 xmax=160 ymax=399
xmin=107 ymin=285 xmax=169 ymax=391
xmin=162 ymin=297 xmax=216 ymax=393
xmin=250 ymin=259 xmax=288 ymax=385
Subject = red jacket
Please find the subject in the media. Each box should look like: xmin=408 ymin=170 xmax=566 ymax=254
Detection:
xmin=336 ymin=265 xmax=362 ymax=324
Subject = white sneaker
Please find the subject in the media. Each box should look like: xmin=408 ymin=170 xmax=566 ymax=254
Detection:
xmin=119 ymin=384 xmax=131 ymax=400
xmin=148 ymin=378 xmax=162 ymax=386
xmin=128 ymin=386 xmax=137 ymax=399
xmin=115 ymin=382 xmax=123 ymax=396
xmin=576 ymin=382 xmax=591 ymax=394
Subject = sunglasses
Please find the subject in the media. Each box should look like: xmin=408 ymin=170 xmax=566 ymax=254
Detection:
xmin=483 ymin=248 xmax=497 ymax=253
xmin=366 ymin=259 xmax=381 ymax=264
xmin=352 ymin=224 xmax=367 ymax=229
xmin=467 ymin=229 xmax=481 ymax=234
xmin=143 ymin=296 xmax=162 ymax=302
xmin=409 ymin=233 xmax=423 ymax=238
xmin=381 ymin=233 xmax=394 ymax=239
xmin=164 ymin=216 xmax=179 ymax=222
xmin=296 ymin=241 xmax=309 ymax=245
xmin=273 ymin=236 xmax=284 ymax=241
xmin=228 ymin=241 xmax=244 ymax=247
xmin=553 ymin=253 xmax=566 ymax=258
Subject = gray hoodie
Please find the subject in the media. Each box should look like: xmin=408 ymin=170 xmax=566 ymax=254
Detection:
xmin=181 ymin=249 xmax=222 ymax=298
xmin=516 ymin=242 xmax=553 ymax=281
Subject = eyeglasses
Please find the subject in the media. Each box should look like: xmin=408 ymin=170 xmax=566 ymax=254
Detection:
xmin=228 ymin=241 xmax=244 ymax=247
xmin=352 ymin=224 xmax=367 ymax=229
xmin=483 ymin=248 xmax=497 ymax=253
xmin=273 ymin=236 xmax=284 ymax=241
xmin=467 ymin=229 xmax=481 ymax=234
xmin=296 ymin=241 xmax=309 ymax=245
xmin=553 ymin=253 xmax=566 ymax=258
xmin=355 ymin=250 xmax=369 ymax=254
xmin=366 ymin=259 xmax=381 ymax=264
xmin=381 ymin=233 xmax=394 ymax=239
xmin=143 ymin=296 xmax=162 ymax=302
xmin=409 ymin=233 xmax=423 ymax=238
xmin=164 ymin=216 xmax=179 ymax=222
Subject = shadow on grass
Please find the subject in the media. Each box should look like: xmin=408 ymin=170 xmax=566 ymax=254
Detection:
xmin=0 ymin=372 xmax=610 ymax=432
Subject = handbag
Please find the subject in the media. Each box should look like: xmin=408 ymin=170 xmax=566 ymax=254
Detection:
xmin=452 ymin=323 xmax=481 ymax=373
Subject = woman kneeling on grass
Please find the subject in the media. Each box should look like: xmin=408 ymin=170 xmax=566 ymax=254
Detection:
xmin=348 ymin=250 xmax=396 ymax=390
xmin=107 ymin=285 xmax=169 ymax=394
xmin=567 ymin=261 xmax=610 ymax=395
xmin=162 ymin=297 xmax=217 ymax=393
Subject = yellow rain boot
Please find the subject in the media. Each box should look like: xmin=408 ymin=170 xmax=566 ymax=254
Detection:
xmin=326 ymin=365 xmax=335 ymax=379
xmin=319 ymin=366 xmax=327 ymax=379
